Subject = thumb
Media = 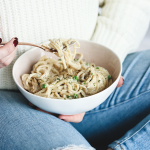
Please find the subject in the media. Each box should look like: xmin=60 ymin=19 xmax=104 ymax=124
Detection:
xmin=117 ymin=76 xmax=124 ymax=87
xmin=0 ymin=37 xmax=18 ymax=59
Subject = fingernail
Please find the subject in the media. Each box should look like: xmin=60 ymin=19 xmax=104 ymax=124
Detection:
xmin=14 ymin=37 xmax=18 ymax=41
xmin=13 ymin=39 xmax=18 ymax=47
xmin=0 ymin=38 xmax=2 ymax=43
xmin=61 ymin=119 xmax=65 ymax=121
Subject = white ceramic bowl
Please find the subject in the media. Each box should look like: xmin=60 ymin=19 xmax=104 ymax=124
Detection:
xmin=13 ymin=40 xmax=122 ymax=115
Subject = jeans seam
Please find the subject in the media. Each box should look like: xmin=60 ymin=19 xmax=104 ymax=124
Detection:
xmin=86 ymin=89 xmax=150 ymax=114
xmin=115 ymin=142 xmax=124 ymax=150
xmin=114 ymin=120 xmax=150 ymax=149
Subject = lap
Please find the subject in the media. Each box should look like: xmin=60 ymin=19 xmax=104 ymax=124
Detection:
xmin=109 ymin=114 xmax=150 ymax=150
xmin=0 ymin=90 xmax=92 ymax=150
xmin=71 ymin=50 xmax=150 ymax=149
xmin=91 ymin=49 xmax=150 ymax=111
xmin=1 ymin=50 xmax=150 ymax=149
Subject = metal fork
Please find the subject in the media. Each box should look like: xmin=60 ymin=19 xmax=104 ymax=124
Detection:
xmin=0 ymin=41 xmax=76 ymax=52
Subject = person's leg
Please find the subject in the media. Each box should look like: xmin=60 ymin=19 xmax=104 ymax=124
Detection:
xmin=0 ymin=90 xmax=94 ymax=150
xmin=71 ymin=50 xmax=150 ymax=149
xmin=108 ymin=114 xmax=150 ymax=150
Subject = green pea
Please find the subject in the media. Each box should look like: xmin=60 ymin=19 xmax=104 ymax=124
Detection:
xmin=108 ymin=75 xmax=111 ymax=79
xmin=74 ymin=94 xmax=78 ymax=99
xmin=42 ymin=84 xmax=46 ymax=88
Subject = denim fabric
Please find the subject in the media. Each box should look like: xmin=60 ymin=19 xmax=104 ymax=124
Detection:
xmin=71 ymin=50 xmax=150 ymax=149
xmin=109 ymin=114 xmax=150 ymax=150
xmin=0 ymin=50 xmax=150 ymax=150
xmin=0 ymin=91 xmax=93 ymax=150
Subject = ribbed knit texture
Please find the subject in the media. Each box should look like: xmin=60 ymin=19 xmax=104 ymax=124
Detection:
xmin=0 ymin=0 xmax=98 ymax=89
xmin=92 ymin=0 xmax=150 ymax=61
xmin=0 ymin=0 xmax=150 ymax=89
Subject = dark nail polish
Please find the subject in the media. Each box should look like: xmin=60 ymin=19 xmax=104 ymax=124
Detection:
xmin=0 ymin=38 xmax=2 ymax=43
xmin=61 ymin=119 xmax=65 ymax=121
xmin=14 ymin=37 xmax=18 ymax=41
xmin=13 ymin=39 xmax=18 ymax=47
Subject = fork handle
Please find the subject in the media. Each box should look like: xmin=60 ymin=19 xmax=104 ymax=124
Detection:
xmin=0 ymin=42 xmax=42 ymax=49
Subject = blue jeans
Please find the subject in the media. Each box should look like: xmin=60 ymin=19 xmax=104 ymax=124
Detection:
xmin=0 ymin=50 xmax=150 ymax=150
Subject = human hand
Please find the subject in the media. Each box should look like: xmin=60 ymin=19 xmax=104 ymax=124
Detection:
xmin=59 ymin=112 xmax=85 ymax=123
xmin=29 ymin=76 xmax=124 ymax=123
xmin=29 ymin=101 xmax=85 ymax=123
xmin=0 ymin=37 xmax=18 ymax=69
xmin=58 ymin=76 xmax=124 ymax=122
xmin=117 ymin=76 xmax=124 ymax=87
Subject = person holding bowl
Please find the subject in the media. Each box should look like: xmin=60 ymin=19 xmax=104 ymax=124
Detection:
xmin=0 ymin=0 xmax=150 ymax=150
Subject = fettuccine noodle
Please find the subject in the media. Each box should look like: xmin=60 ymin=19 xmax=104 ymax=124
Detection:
xmin=22 ymin=39 xmax=112 ymax=99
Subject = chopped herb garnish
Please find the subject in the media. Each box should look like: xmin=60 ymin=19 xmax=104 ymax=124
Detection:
xmin=74 ymin=59 xmax=79 ymax=61
xmin=98 ymin=80 xmax=100 ymax=82
xmin=42 ymin=84 xmax=46 ymax=88
xmin=57 ymin=78 xmax=60 ymax=81
xmin=67 ymin=95 xmax=72 ymax=99
xmin=64 ymin=98 xmax=66 ymax=100
xmin=84 ymin=81 xmax=86 ymax=84
xmin=73 ymin=76 xmax=78 ymax=81
xmin=91 ymin=73 xmax=93 ymax=76
xmin=69 ymin=81 xmax=71 ymax=84
xmin=93 ymin=83 xmax=95 ymax=86
xmin=96 ymin=67 xmax=99 ymax=69
xmin=108 ymin=75 xmax=111 ymax=79
xmin=74 ymin=94 xmax=78 ymax=99
xmin=86 ymin=63 xmax=89 ymax=66
xmin=58 ymin=59 xmax=61 ymax=61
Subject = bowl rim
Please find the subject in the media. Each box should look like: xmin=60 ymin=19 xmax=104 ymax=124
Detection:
xmin=12 ymin=39 xmax=122 ymax=102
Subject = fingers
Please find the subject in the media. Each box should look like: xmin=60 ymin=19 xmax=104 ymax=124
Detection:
xmin=0 ymin=37 xmax=18 ymax=59
xmin=0 ymin=39 xmax=3 ymax=48
xmin=0 ymin=37 xmax=18 ymax=68
xmin=117 ymin=76 xmax=124 ymax=87
xmin=59 ymin=112 xmax=85 ymax=123
xmin=29 ymin=101 xmax=85 ymax=123
xmin=0 ymin=47 xmax=17 ymax=68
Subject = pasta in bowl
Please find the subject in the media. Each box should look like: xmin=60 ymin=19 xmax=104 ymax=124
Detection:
xmin=22 ymin=39 xmax=112 ymax=99
xmin=13 ymin=39 xmax=122 ymax=115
